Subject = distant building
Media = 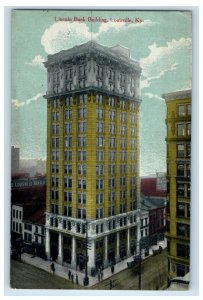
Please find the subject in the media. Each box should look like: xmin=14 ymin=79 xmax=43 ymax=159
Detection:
xmin=141 ymin=176 xmax=167 ymax=199
xmin=11 ymin=146 xmax=20 ymax=174
xmin=141 ymin=196 xmax=166 ymax=248
xmin=163 ymin=89 xmax=191 ymax=283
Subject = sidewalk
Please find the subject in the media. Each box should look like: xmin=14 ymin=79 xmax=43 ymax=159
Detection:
xmin=21 ymin=253 xmax=134 ymax=287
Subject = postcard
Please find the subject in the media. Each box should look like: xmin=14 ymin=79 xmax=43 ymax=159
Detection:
xmin=10 ymin=9 xmax=192 ymax=292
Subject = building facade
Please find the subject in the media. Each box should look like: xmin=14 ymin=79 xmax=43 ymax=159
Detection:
xmin=44 ymin=41 xmax=141 ymax=272
xmin=163 ymin=90 xmax=191 ymax=281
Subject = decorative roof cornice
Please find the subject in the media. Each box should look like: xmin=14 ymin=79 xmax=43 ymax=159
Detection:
xmin=162 ymin=89 xmax=192 ymax=102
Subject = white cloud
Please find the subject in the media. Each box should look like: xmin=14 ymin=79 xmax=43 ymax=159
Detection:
xmin=41 ymin=19 xmax=159 ymax=54
xmin=140 ymin=37 xmax=192 ymax=90
xmin=41 ymin=22 xmax=91 ymax=54
xmin=26 ymin=55 xmax=46 ymax=70
xmin=12 ymin=93 xmax=44 ymax=109
xmin=143 ymin=92 xmax=164 ymax=101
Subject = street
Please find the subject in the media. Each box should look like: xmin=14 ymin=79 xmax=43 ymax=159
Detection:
xmin=10 ymin=249 xmax=167 ymax=290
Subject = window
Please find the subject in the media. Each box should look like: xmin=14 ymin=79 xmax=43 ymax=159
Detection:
xmin=96 ymin=94 xmax=104 ymax=105
xmin=109 ymin=110 xmax=116 ymax=121
xmin=120 ymin=151 xmax=127 ymax=161
xmin=186 ymin=164 xmax=190 ymax=177
xmin=79 ymin=65 xmax=87 ymax=77
xmin=96 ymin=193 xmax=104 ymax=204
xmin=109 ymin=137 xmax=116 ymax=148
xmin=178 ymin=104 xmax=185 ymax=116
xmin=108 ymin=206 xmax=115 ymax=216
xmin=64 ymin=150 xmax=72 ymax=161
xmin=51 ymin=177 xmax=59 ymax=187
xmin=120 ymin=190 xmax=126 ymax=201
xmin=186 ymin=144 xmax=191 ymax=157
xmin=109 ymin=178 xmax=116 ymax=188
xmin=65 ymin=123 xmax=72 ymax=134
xmin=52 ymin=111 xmax=60 ymax=122
xmin=187 ymin=104 xmax=191 ymax=116
xmin=109 ymin=97 xmax=116 ymax=107
xmin=97 ymin=136 xmax=105 ymax=147
xmin=120 ymin=138 xmax=127 ymax=149
xmin=177 ymin=163 xmax=184 ymax=176
xmin=109 ymin=164 xmax=116 ymax=175
xmin=97 ymin=150 xmax=104 ymax=161
xmin=109 ymin=191 xmax=116 ymax=202
xmin=64 ymin=136 xmax=72 ymax=148
xmin=51 ymin=190 xmax=59 ymax=201
xmin=120 ymin=112 xmax=127 ymax=123
xmin=96 ymin=208 xmax=104 ymax=219
xmin=177 ymin=243 xmax=190 ymax=258
xmin=130 ymin=201 xmax=136 ymax=210
xmin=120 ymin=125 xmax=127 ymax=135
xmin=65 ymin=68 xmax=73 ymax=80
xmin=109 ymin=69 xmax=115 ymax=81
xmin=109 ymin=123 xmax=116 ymax=134
xmin=96 ymin=108 xmax=104 ymax=119
xmin=177 ymin=144 xmax=184 ymax=158
xmin=177 ymin=184 xmax=184 ymax=196
xmin=97 ymin=122 xmax=104 ymax=133
xmin=96 ymin=65 xmax=103 ymax=77
xmin=66 ymin=82 xmax=73 ymax=91
xmin=77 ymin=208 xmax=86 ymax=219
xmin=96 ymin=179 xmax=104 ymax=189
xmin=177 ymin=223 xmax=190 ymax=237
xmin=78 ymin=179 xmax=86 ymax=189
xmin=186 ymin=123 xmax=191 ymax=136
xmin=78 ymin=164 xmax=87 ymax=175
xmin=96 ymin=164 xmax=104 ymax=175
xmin=64 ymin=164 xmax=72 ymax=175
xmin=78 ymin=193 xmax=86 ymax=204
xmin=78 ymin=150 xmax=86 ymax=161
xmin=78 ymin=121 xmax=87 ymax=133
xmin=78 ymin=136 xmax=86 ymax=147
xmin=65 ymin=109 xmax=72 ymax=120
xmin=109 ymin=151 xmax=116 ymax=161
xmin=65 ymin=96 xmax=73 ymax=106
xmin=120 ymin=164 xmax=127 ymax=174
xmin=64 ymin=206 xmax=72 ymax=217
xmin=64 ymin=178 xmax=72 ymax=188
xmin=51 ymin=204 xmax=58 ymax=214
xmin=177 ymin=123 xmax=184 ymax=136
xmin=79 ymin=94 xmax=87 ymax=105
xmin=64 ymin=191 xmax=72 ymax=202
xmin=78 ymin=108 xmax=87 ymax=119
xmin=120 ymin=177 xmax=126 ymax=187
xmin=120 ymin=203 xmax=126 ymax=214
xmin=52 ymin=124 xmax=60 ymax=135
xmin=177 ymin=203 xmax=185 ymax=217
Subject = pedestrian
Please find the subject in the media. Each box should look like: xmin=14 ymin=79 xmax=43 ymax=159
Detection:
xmin=110 ymin=279 xmax=113 ymax=290
xmin=111 ymin=265 xmax=114 ymax=274
xmin=98 ymin=272 xmax=100 ymax=282
xmin=76 ymin=274 xmax=79 ymax=285
xmin=51 ymin=262 xmax=55 ymax=275
xmin=71 ymin=273 xmax=74 ymax=284
xmin=68 ymin=270 xmax=71 ymax=280
xmin=101 ymin=270 xmax=103 ymax=281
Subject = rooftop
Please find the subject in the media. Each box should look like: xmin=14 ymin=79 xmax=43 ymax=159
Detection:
xmin=141 ymin=177 xmax=167 ymax=198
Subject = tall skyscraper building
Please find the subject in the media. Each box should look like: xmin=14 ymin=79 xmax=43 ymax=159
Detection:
xmin=44 ymin=41 xmax=141 ymax=273
xmin=163 ymin=90 xmax=191 ymax=283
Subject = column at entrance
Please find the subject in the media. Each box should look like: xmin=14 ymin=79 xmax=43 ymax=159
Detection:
xmin=45 ymin=228 xmax=51 ymax=260
xmin=57 ymin=232 xmax=63 ymax=264
xmin=116 ymin=231 xmax=120 ymax=262
xmin=104 ymin=235 xmax=108 ymax=267
xmin=87 ymin=239 xmax=95 ymax=271
xmin=127 ymin=228 xmax=130 ymax=256
xmin=71 ymin=235 xmax=76 ymax=268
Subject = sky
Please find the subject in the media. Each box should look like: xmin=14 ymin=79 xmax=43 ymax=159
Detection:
xmin=11 ymin=10 xmax=192 ymax=176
